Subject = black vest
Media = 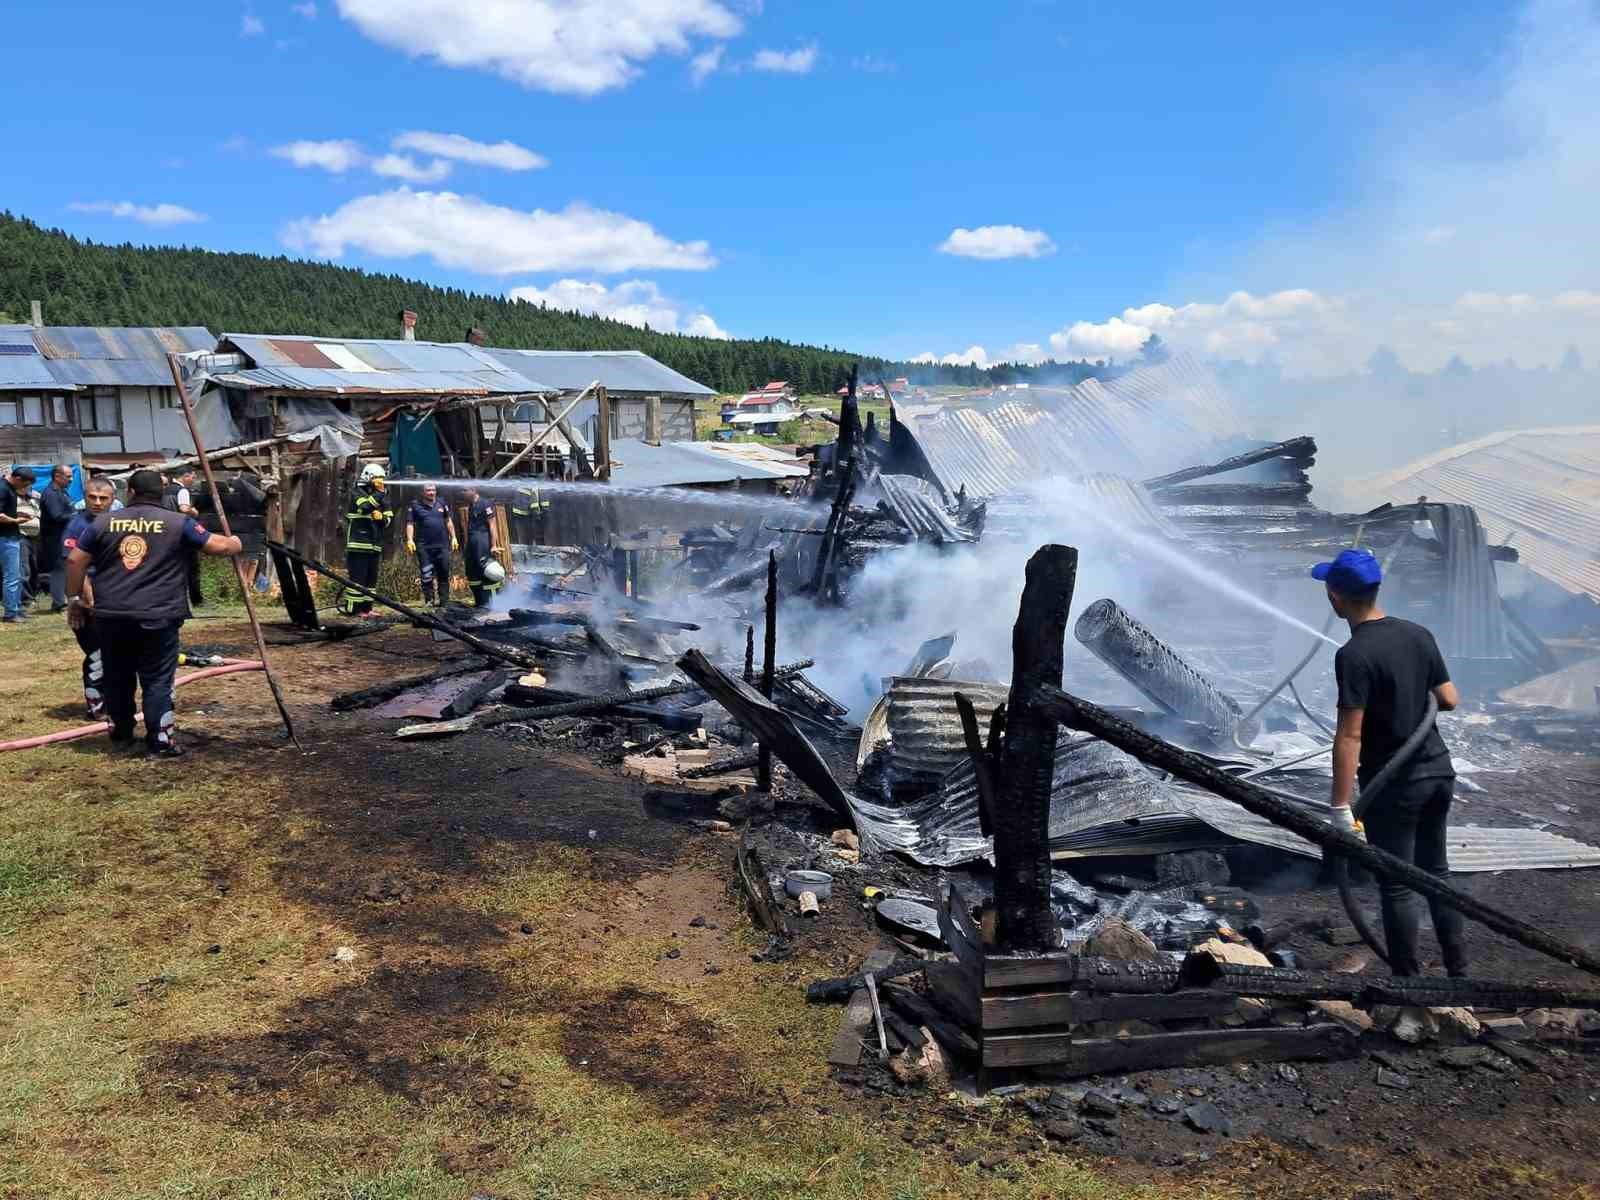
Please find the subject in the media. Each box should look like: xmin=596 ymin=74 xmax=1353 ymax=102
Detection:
xmin=86 ymin=503 xmax=193 ymax=621
xmin=162 ymin=482 xmax=183 ymax=512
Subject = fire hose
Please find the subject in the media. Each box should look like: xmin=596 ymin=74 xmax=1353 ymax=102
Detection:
xmin=0 ymin=660 xmax=264 ymax=753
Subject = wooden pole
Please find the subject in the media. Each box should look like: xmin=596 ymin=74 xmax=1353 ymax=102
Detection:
xmin=491 ymin=385 xmax=593 ymax=479
xmin=758 ymin=550 xmax=777 ymax=792
xmin=993 ymin=544 xmax=1076 ymax=952
xmin=744 ymin=624 xmax=755 ymax=682
xmin=165 ymin=353 xmax=301 ymax=750
xmin=594 ymin=385 xmax=612 ymax=481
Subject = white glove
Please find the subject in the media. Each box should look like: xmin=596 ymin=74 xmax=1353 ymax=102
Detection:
xmin=1330 ymin=806 xmax=1359 ymax=834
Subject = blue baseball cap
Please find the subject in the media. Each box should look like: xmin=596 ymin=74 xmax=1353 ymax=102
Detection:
xmin=1311 ymin=548 xmax=1382 ymax=591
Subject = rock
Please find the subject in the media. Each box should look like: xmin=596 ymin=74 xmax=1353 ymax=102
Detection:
xmin=1490 ymin=1041 xmax=1548 ymax=1073
xmin=1231 ymin=998 xmax=1273 ymax=1026
xmin=1152 ymin=1095 xmax=1184 ymax=1116
xmin=1276 ymin=1063 xmax=1300 ymax=1084
xmin=888 ymin=1032 xmax=949 ymax=1090
xmin=1331 ymin=947 xmax=1377 ymax=974
xmin=835 ymin=848 xmax=861 ymax=864
xmin=1085 ymin=1118 xmax=1120 ymax=1138
xmin=1524 ymin=1008 xmax=1600 ymax=1041
xmin=1042 ymin=1119 xmax=1081 ymax=1144
xmin=830 ymin=829 xmax=860 ymax=851
xmin=1319 ymin=925 xmax=1366 ymax=947
xmin=1183 ymin=1102 xmax=1232 ymax=1136
xmin=1313 ymin=1000 xmax=1374 ymax=1035
xmin=1117 ymin=1088 xmax=1149 ymax=1109
xmin=1368 ymin=1049 xmax=1410 ymax=1072
xmin=1479 ymin=1016 xmax=1529 ymax=1042
xmin=519 ymin=923 xmax=535 ymax=935
xmin=1438 ymin=1046 xmax=1493 ymax=1070
xmin=688 ymin=915 xmax=707 ymax=928
xmin=206 ymin=944 xmax=222 ymax=955
xmin=1047 ymin=1086 xmax=1087 ymax=1111
xmin=1080 ymin=1090 xmax=1119 ymax=1118
xmin=497 ymin=1074 xmax=517 ymax=1089
xmin=1390 ymin=1007 xmax=1440 ymax=1045
xmin=1375 ymin=1068 xmax=1411 ymax=1090
xmin=1430 ymin=1006 xmax=1482 ymax=1044
xmin=663 ymin=947 xmax=681 ymax=960
xmin=1084 ymin=918 xmax=1160 ymax=962
xmin=1192 ymin=937 xmax=1273 ymax=969
xmin=332 ymin=946 xmax=357 ymax=964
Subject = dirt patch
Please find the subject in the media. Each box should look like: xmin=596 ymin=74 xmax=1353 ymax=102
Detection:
xmin=560 ymin=983 xmax=770 ymax=1119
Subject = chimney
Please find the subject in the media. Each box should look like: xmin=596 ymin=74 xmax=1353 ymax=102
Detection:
xmin=400 ymin=309 xmax=417 ymax=341
xmin=644 ymin=396 xmax=663 ymax=446
xmin=30 ymin=300 xmax=43 ymax=328
xmin=465 ymin=326 xmax=487 ymax=346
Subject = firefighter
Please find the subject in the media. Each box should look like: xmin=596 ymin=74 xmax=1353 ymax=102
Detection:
xmin=60 ymin=476 xmax=116 ymax=718
xmin=404 ymin=482 xmax=458 ymax=607
xmin=509 ymin=484 xmax=541 ymax=544
xmin=342 ymin=463 xmax=393 ymax=617
xmin=459 ymin=485 xmax=503 ymax=608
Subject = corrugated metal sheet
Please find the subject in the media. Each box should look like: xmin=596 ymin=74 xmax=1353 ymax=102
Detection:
xmin=884 ymin=677 xmax=1009 ymax=785
xmin=1365 ymin=426 xmax=1600 ymax=602
xmin=482 ymin=348 xmax=714 ymax=396
xmin=893 ymin=352 xmax=1245 ymax=500
xmin=603 ymin=437 xmax=809 ymax=488
xmin=21 ymin=324 xmax=215 ymax=387
xmin=217 ymin=333 xmax=552 ymax=396
xmin=0 ymin=326 xmax=75 ymax=391
xmin=878 ymin=474 xmax=976 ymax=543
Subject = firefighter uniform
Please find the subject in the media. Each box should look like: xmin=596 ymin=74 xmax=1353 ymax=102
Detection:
xmin=342 ymin=477 xmax=393 ymax=615
xmin=509 ymin=485 xmax=543 ymax=544
xmin=464 ymin=497 xmax=501 ymax=608
xmin=74 ymin=503 xmax=211 ymax=753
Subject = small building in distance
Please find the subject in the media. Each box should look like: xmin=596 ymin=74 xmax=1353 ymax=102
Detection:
xmin=0 ymin=324 xmax=82 ymax=469
xmin=721 ymin=380 xmax=799 ymax=430
xmin=482 ymin=348 xmax=712 ymax=448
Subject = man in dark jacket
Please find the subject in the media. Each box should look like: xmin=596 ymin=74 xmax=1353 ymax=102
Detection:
xmin=404 ymin=483 xmax=458 ymax=607
xmin=342 ymin=464 xmax=393 ymax=617
xmin=39 ymin=464 xmax=76 ymax=612
xmin=1316 ymin=548 xmax=1467 ymax=978
xmin=60 ymin=475 xmax=116 ymax=719
xmin=0 ymin=465 xmax=36 ymax=622
xmin=65 ymin=469 xmax=241 ymax=757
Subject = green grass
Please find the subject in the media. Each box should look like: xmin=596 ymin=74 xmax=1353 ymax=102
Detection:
xmin=0 ymin=831 xmax=75 ymax=936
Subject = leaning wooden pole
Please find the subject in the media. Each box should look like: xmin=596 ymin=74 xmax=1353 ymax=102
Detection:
xmin=993 ymin=544 xmax=1077 ymax=951
xmin=1035 ymin=686 xmax=1600 ymax=978
xmin=757 ymin=550 xmax=778 ymax=792
xmin=166 ymin=353 xmax=302 ymax=750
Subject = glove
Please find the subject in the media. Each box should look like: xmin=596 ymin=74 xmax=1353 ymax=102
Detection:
xmin=1331 ymin=806 xmax=1361 ymax=834
xmin=406 ymin=538 xmax=416 ymax=555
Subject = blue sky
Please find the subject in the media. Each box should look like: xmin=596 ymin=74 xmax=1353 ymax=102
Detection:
xmin=5 ymin=0 xmax=1598 ymax=373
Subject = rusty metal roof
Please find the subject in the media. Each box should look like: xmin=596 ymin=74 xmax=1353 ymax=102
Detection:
xmin=1365 ymin=426 xmax=1600 ymax=602
xmin=20 ymin=325 xmax=215 ymax=387
xmin=216 ymin=333 xmax=554 ymax=397
xmin=0 ymin=326 xmax=77 ymax=391
xmin=892 ymin=352 xmax=1244 ymax=501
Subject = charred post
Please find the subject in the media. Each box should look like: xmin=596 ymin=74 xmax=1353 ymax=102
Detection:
xmin=993 ymin=544 xmax=1078 ymax=952
xmin=758 ymin=551 xmax=778 ymax=791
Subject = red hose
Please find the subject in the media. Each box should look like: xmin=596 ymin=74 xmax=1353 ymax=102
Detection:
xmin=0 ymin=661 xmax=265 ymax=752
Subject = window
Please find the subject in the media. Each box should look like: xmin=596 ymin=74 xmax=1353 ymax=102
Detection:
xmin=50 ymin=396 xmax=69 ymax=425
xmin=21 ymin=396 xmax=44 ymax=426
xmin=0 ymin=401 xmax=16 ymax=426
xmin=78 ymin=386 xmax=120 ymax=434
xmin=155 ymin=387 xmax=179 ymax=409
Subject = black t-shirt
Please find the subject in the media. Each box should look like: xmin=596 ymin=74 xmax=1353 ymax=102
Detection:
xmin=1335 ymin=616 xmax=1454 ymax=786
xmin=407 ymin=499 xmax=452 ymax=548
xmin=467 ymin=499 xmax=494 ymax=538
xmin=0 ymin=479 xmax=17 ymax=539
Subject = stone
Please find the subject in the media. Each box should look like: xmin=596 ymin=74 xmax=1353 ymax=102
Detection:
xmin=1276 ymin=1064 xmax=1300 ymax=1084
xmin=1042 ymin=1119 xmax=1081 ymax=1144
xmin=889 ymin=1033 xmax=949 ymax=1090
xmin=1490 ymin=1041 xmax=1548 ymax=1073
xmin=332 ymin=946 xmax=357 ymax=964
xmin=1047 ymin=1086 xmax=1087 ymax=1111
xmin=1438 ymin=1046 xmax=1494 ymax=1070
xmin=1375 ymin=1068 xmax=1411 ymax=1090
xmin=835 ymin=848 xmax=861 ymax=864
xmin=206 ymin=944 xmax=221 ymax=955
xmin=830 ymin=829 xmax=860 ymax=851
xmin=1368 ymin=1050 xmax=1410 ymax=1072
xmin=1390 ymin=1007 xmax=1440 ymax=1045
xmin=1430 ymin=1006 xmax=1482 ymax=1044
xmin=1084 ymin=918 xmax=1160 ymax=962
xmin=1152 ymin=1096 xmax=1184 ymax=1116
xmin=1524 ymin=1008 xmax=1600 ymax=1041
xmin=1183 ymin=1101 xmax=1232 ymax=1136
xmin=1080 ymin=1090 xmax=1120 ymax=1118
xmin=1085 ymin=1118 xmax=1120 ymax=1138
xmin=1479 ymin=1016 xmax=1529 ymax=1042
xmin=1232 ymin=998 xmax=1273 ymax=1026
xmin=1117 ymin=1088 xmax=1149 ymax=1109
xmin=1192 ymin=937 xmax=1273 ymax=969
xmin=1313 ymin=1000 xmax=1375 ymax=1035
xmin=688 ymin=915 xmax=707 ymax=928
xmin=663 ymin=947 xmax=681 ymax=960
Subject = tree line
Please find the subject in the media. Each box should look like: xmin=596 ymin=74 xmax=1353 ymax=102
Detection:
xmin=0 ymin=212 xmax=1112 ymax=395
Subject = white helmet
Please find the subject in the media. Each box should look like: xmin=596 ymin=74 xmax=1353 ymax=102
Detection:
xmin=483 ymin=559 xmax=506 ymax=584
xmin=360 ymin=462 xmax=387 ymax=482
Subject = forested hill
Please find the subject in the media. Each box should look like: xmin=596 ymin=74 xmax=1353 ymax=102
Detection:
xmin=0 ymin=214 xmax=1114 ymax=394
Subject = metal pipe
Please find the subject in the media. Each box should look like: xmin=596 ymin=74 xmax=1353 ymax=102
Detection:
xmin=1074 ymin=597 xmax=1250 ymax=739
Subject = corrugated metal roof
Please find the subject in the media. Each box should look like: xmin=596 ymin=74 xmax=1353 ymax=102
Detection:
xmin=604 ymin=437 xmax=809 ymax=488
xmin=884 ymin=677 xmax=1009 ymax=785
xmin=0 ymin=326 xmax=76 ymax=391
xmin=893 ymin=352 xmax=1245 ymax=500
xmin=17 ymin=324 xmax=215 ymax=387
xmin=217 ymin=333 xmax=553 ymax=396
xmin=1364 ymin=426 xmax=1600 ymax=602
xmin=878 ymin=474 xmax=977 ymax=543
xmin=482 ymin=348 xmax=714 ymax=396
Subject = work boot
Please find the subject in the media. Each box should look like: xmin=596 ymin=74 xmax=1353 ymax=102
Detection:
xmin=146 ymin=742 xmax=185 ymax=759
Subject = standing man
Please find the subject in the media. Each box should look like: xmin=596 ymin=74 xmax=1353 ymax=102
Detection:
xmin=61 ymin=476 xmax=116 ymax=719
xmin=460 ymin=485 xmax=503 ymax=608
xmin=404 ymin=483 xmax=458 ymax=607
xmin=39 ymin=465 xmax=76 ymax=612
xmin=1315 ymin=548 xmax=1467 ymax=978
xmin=165 ymin=467 xmax=204 ymax=607
xmin=342 ymin=463 xmax=392 ymax=617
xmin=0 ymin=465 xmax=36 ymax=623
xmin=64 ymin=469 xmax=241 ymax=757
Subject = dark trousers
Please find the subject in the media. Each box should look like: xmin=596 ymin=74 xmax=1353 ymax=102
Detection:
xmin=74 ymin=620 xmax=105 ymax=718
xmin=465 ymin=533 xmax=493 ymax=608
xmin=100 ymin=619 xmax=181 ymax=748
xmin=1363 ymin=776 xmax=1468 ymax=977
xmin=343 ymin=549 xmax=380 ymax=614
xmin=187 ymin=554 xmax=203 ymax=607
xmin=417 ymin=543 xmax=451 ymax=605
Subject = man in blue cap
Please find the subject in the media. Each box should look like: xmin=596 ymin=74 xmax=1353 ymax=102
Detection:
xmin=1313 ymin=547 xmax=1467 ymax=977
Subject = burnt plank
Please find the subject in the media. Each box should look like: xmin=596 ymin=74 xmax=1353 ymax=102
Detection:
xmin=983 ymin=954 xmax=1180 ymax=993
xmin=983 ymin=1022 xmax=1358 ymax=1072
xmin=924 ymin=960 xmax=982 ymax=1028
xmin=981 ymin=988 xmax=1236 ymax=1031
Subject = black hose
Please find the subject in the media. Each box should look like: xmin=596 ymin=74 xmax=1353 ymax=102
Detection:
xmin=1335 ymin=692 xmax=1441 ymax=964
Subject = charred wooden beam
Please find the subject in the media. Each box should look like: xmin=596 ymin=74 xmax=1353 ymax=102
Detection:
xmin=804 ymin=957 xmax=927 ymax=1004
xmin=737 ymin=834 xmax=787 ymax=935
xmin=758 ymin=551 xmax=778 ymax=791
xmin=1035 ymin=686 xmax=1600 ymax=978
xmin=981 ymin=987 xmax=1237 ymax=1031
xmin=1153 ymin=480 xmax=1314 ymax=506
xmin=1179 ymin=957 xmax=1366 ymax=1002
xmin=678 ymin=751 xmax=762 ymax=780
xmin=983 ymin=954 xmax=1181 ymax=992
xmin=1142 ymin=436 xmax=1317 ymax=490
xmin=993 ymin=545 xmax=1077 ymax=952
xmin=984 ymin=1022 xmax=1357 ymax=1073
xmin=441 ymin=668 xmax=516 ymax=720
xmin=331 ymin=658 xmax=486 ymax=711
xmin=879 ymin=983 xmax=981 ymax=1060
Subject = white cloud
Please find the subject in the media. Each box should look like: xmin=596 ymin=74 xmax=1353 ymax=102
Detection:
xmin=68 ymin=201 xmax=206 ymax=226
xmin=370 ymin=152 xmax=453 ymax=183
xmin=1046 ymin=290 xmax=1349 ymax=367
xmin=241 ymin=13 xmax=265 ymax=35
xmin=689 ymin=43 xmax=724 ymax=84
xmin=391 ymin=130 xmax=547 ymax=171
xmin=292 ymin=1 xmax=317 ymax=15
xmin=334 ymin=0 xmax=742 ymax=96
xmin=750 ymin=43 xmax=817 ymax=74
xmin=910 ymin=346 xmax=990 ymax=367
xmin=508 ymin=278 xmax=731 ymax=338
xmin=284 ymin=188 xmax=716 ymax=273
xmin=271 ymin=138 xmax=367 ymax=172
xmin=937 ymin=224 xmax=1056 ymax=260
